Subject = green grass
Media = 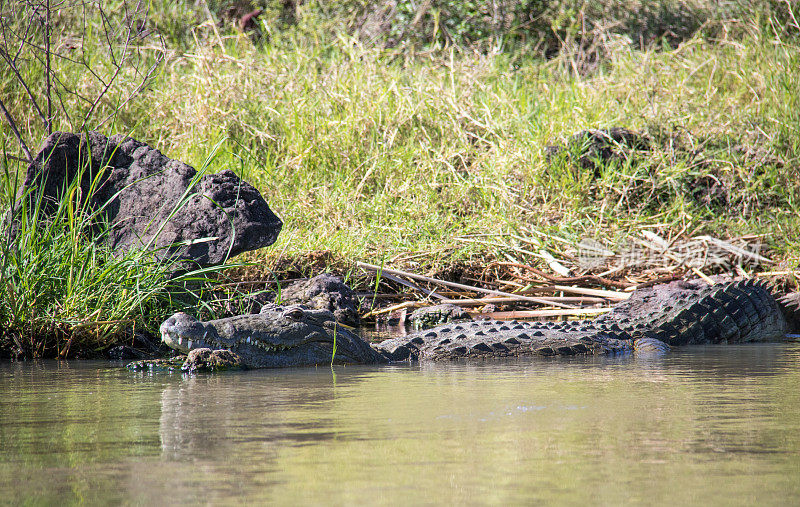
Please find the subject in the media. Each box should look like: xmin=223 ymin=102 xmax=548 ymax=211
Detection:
xmin=134 ymin=11 xmax=798 ymax=274
xmin=1 ymin=1 xmax=799 ymax=356
xmin=0 ymin=140 xmax=254 ymax=358
xmin=0 ymin=152 xmax=174 ymax=357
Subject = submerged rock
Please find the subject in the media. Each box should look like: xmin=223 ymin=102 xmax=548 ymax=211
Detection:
xmin=126 ymin=356 xmax=187 ymax=372
xmin=18 ymin=131 xmax=282 ymax=268
xmin=125 ymin=349 xmax=243 ymax=373
xmin=181 ymin=348 xmax=244 ymax=373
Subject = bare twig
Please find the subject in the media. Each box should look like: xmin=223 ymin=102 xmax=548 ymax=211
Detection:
xmin=490 ymin=261 xmax=633 ymax=289
xmin=0 ymin=47 xmax=47 ymax=125
xmin=755 ymin=271 xmax=800 ymax=278
xmin=96 ymin=50 xmax=164 ymax=128
xmin=0 ymin=96 xmax=33 ymax=162
xmin=44 ymin=0 xmax=52 ymax=134
xmin=551 ymin=285 xmax=630 ymax=299
xmin=79 ymin=3 xmax=132 ymax=128
xmin=357 ymin=261 xmax=577 ymax=308
xmin=475 ymin=308 xmax=612 ymax=319
xmin=1 ymin=0 xmax=165 ymax=146
xmin=362 ymin=300 xmax=423 ymax=318
xmin=380 ymin=272 xmax=446 ymax=300
xmin=438 ymin=296 xmax=609 ymax=306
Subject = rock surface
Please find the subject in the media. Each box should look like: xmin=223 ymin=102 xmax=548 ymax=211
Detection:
xmin=19 ymin=131 xmax=282 ymax=267
xmin=279 ymin=274 xmax=361 ymax=326
xmin=409 ymin=303 xmax=472 ymax=330
xmin=182 ymin=348 xmax=244 ymax=373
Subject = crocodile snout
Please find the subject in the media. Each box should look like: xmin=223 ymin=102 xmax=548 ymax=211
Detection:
xmin=160 ymin=312 xmax=204 ymax=353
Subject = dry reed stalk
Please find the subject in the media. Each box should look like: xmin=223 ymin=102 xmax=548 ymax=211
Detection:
xmin=460 ymin=277 xmax=512 ymax=288
xmin=362 ymin=300 xmax=424 ymax=318
xmin=474 ymin=308 xmax=612 ymax=319
xmin=490 ymin=261 xmax=634 ymax=289
xmin=520 ymin=228 xmax=573 ymax=247
xmin=694 ymin=236 xmax=774 ymax=265
xmin=755 ymin=271 xmax=800 ymax=277
xmin=380 ymin=272 xmax=446 ymax=300
xmin=439 ymin=296 xmax=609 ymax=306
xmin=691 ymin=268 xmax=716 ymax=285
xmin=355 ymin=293 xmax=414 ymax=300
xmin=454 ymin=236 xmax=542 ymax=259
xmin=356 ymin=261 xmax=577 ymax=308
xmin=506 ymin=234 xmax=573 ymax=276
xmin=389 ymin=246 xmax=456 ymax=263
xmin=551 ymin=285 xmax=630 ymax=299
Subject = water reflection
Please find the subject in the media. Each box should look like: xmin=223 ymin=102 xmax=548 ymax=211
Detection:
xmin=158 ymin=370 xmax=353 ymax=461
xmin=1 ymin=345 xmax=800 ymax=504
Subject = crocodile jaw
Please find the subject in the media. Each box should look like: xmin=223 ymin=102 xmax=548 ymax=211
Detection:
xmin=159 ymin=309 xmax=386 ymax=368
xmin=161 ymin=327 xmax=218 ymax=354
xmin=160 ymin=312 xmax=302 ymax=355
xmin=160 ymin=313 xmax=211 ymax=353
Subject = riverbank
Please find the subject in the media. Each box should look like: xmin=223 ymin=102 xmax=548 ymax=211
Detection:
xmin=1 ymin=1 xmax=798 ymax=358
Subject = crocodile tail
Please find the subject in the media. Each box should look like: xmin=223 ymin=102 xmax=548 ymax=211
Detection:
xmin=633 ymin=337 xmax=670 ymax=354
xmin=778 ymin=292 xmax=800 ymax=332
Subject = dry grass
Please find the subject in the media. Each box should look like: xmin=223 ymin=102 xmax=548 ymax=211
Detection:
xmin=2 ymin=2 xmax=799 ymax=327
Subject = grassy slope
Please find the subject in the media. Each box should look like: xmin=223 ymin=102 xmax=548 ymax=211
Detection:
xmin=132 ymin=16 xmax=799 ymax=277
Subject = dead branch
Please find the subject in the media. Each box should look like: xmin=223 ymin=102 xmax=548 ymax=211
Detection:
xmin=0 ymin=0 xmax=165 ymax=156
xmin=0 ymin=47 xmax=47 ymax=126
xmin=489 ymin=261 xmax=635 ymax=289
xmin=474 ymin=308 xmax=612 ymax=319
xmin=0 ymin=97 xmax=33 ymax=162
xmin=356 ymin=261 xmax=577 ymax=309
xmin=44 ymin=0 xmax=52 ymax=134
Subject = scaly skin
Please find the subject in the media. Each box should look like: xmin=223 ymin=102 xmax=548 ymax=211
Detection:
xmin=160 ymin=304 xmax=386 ymax=368
xmin=376 ymin=279 xmax=788 ymax=361
xmin=158 ymin=280 xmax=793 ymax=369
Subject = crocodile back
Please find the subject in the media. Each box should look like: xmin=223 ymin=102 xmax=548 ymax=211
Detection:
xmin=599 ymin=279 xmax=787 ymax=345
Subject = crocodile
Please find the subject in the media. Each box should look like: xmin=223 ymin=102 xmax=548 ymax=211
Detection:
xmin=160 ymin=304 xmax=386 ymax=368
xmin=156 ymin=279 xmax=798 ymax=370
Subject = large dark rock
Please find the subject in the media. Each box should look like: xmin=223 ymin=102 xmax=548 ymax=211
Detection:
xmin=279 ymin=274 xmax=361 ymax=326
xmin=19 ymin=131 xmax=282 ymax=267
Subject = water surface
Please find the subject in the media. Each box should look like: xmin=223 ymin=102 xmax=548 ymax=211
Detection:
xmin=2 ymin=344 xmax=800 ymax=504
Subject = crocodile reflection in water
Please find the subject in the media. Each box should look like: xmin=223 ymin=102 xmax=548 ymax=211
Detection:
xmin=157 ymin=279 xmax=797 ymax=370
xmin=158 ymin=374 xmax=345 ymax=461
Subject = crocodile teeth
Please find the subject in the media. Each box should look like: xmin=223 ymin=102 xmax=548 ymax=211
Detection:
xmin=247 ymin=337 xmax=251 ymax=344
xmin=187 ymin=340 xmax=193 ymax=349
xmin=178 ymin=337 xmax=183 ymax=346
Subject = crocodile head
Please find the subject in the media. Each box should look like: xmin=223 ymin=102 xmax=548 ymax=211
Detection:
xmin=160 ymin=304 xmax=386 ymax=368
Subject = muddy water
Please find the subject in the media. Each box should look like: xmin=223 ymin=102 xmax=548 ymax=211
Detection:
xmin=2 ymin=344 xmax=800 ymax=505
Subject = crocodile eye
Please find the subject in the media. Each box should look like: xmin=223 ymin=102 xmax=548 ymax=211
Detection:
xmin=284 ymin=307 xmax=305 ymax=321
